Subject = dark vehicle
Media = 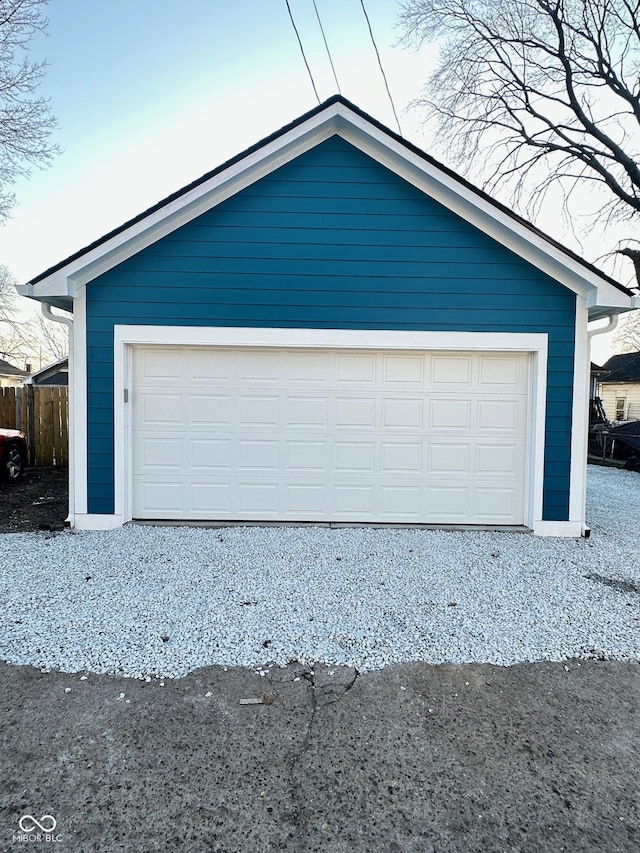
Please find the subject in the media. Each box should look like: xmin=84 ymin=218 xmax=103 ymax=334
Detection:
xmin=0 ymin=429 xmax=27 ymax=481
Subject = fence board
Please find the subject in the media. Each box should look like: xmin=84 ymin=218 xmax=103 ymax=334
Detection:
xmin=1 ymin=385 xmax=69 ymax=467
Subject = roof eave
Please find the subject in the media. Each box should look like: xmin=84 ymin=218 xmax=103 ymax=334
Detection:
xmin=22 ymin=95 xmax=635 ymax=314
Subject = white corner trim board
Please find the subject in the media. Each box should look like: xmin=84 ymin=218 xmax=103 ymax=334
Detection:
xmin=103 ymin=325 xmax=553 ymax=533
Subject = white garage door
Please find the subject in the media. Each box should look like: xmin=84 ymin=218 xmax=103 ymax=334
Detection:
xmin=131 ymin=346 xmax=529 ymax=524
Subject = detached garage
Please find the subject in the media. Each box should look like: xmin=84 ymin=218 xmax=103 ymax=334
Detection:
xmin=20 ymin=97 xmax=637 ymax=535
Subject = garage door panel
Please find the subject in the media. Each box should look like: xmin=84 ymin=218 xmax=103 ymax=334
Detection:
xmin=382 ymin=398 xmax=424 ymax=428
xmin=191 ymin=395 xmax=232 ymax=425
xmin=473 ymin=486 xmax=523 ymax=519
xmin=285 ymin=484 xmax=327 ymax=512
xmin=336 ymin=354 xmax=376 ymax=382
xmin=335 ymin=398 xmax=376 ymax=427
xmin=190 ymin=439 xmax=231 ymax=470
xmin=381 ymin=443 xmax=422 ymax=473
xmin=479 ymin=355 xmax=529 ymax=390
xmin=429 ymin=399 xmax=471 ymax=430
xmin=191 ymin=483 xmax=231 ymax=511
xmin=140 ymin=437 xmax=184 ymax=468
xmin=431 ymin=355 xmax=472 ymax=385
xmin=429 ymin=444 xmax=470 ymax=473
xmin=287 ymin=352 xmax=328 ymax=382
xmin=131 ymin=347 xmax=529 ymax=524
xmin=334 ymin=485 xmax=375 ymax=514
xmin=140 ymin=393 xmax=183 ymax=425
xmin=287 ymin=397 xmax=328 ymax=426
xmin=189 ymin=349 xmax=235 ymax=382
xmin=381 ymin=486 xmax=422 ymax=516
xmin=427 ymin=487 xmax=469 ymax=518
xmin=239 ymin=350 xmax=280 ymax=381
xmin=138 ymin=349 xmax=182 ymax=381
xmin=287 ymin=441 xmax=327 ymax=470
xmin=239 ymin=483 xmax=279 ymax=512
xmin=237 ymin=440 xmax=279 ymax=470
xmin=238 ymin=396 xmax=280 ymax=425
xmin=477 ymin=399 xmax=523 ymax=431
xmin=383 ymin=354 xmax=424 ymax=384
xmin=476 ymin=444 xmax=520 ymax=474
xmin=141 ymin=481 xmax=183 ymax=512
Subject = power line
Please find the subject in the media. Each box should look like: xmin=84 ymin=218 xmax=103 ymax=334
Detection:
xmin=358 ymin=0 xmax=402 ymax=136
xmin=312 ymin=0 xmax=341 ymax=95
xmin=284 ymin=0 xmax=321 ymax=104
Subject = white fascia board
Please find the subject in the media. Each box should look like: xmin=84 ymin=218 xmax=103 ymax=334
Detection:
xmin=331 ymin=105 xmax=632 ymax=310
xmin=17 ymin=275 xmax=71 ymax=299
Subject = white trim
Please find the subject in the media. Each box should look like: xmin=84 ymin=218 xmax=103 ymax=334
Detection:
xmin=74 ymin=513 xmax=124 ymax=531
xmin=528 ymin=348 xmax=548 ymax=532
xmin=23 ymin=100 xmax=633 ymax=315
xmin=113 ymin=324 xmax=546 ymax=352
xmin=72 ymin=287 xmax=88 ymax=515
xmin=111 ymin=325 xmax=548 ymax=533
xmin=534 ymin=520 xmax=583 ymax=538
xmin=570 ymin=296 xmax=590 ymax=530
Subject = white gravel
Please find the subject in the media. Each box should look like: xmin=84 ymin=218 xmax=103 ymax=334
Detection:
xmin=1 ymin=465 xmax=639 ymax=678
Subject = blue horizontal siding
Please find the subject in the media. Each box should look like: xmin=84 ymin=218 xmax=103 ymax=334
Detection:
xmin=85 ymin=136 xmax=576 ymax=521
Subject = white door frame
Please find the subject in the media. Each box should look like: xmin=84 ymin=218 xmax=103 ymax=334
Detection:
xmin=108 ymin=325 xmax=550 ymax=532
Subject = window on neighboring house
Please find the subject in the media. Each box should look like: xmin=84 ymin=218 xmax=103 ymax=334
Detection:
xmin=615 ymin=398 xmax=626 ymax=421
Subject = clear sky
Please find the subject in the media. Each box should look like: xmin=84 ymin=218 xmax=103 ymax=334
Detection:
xmin=0 ymin=0 xmax=628 ymax=362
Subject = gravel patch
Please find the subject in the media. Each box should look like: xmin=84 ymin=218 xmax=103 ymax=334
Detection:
xmin=1 ymin=465 xmax=639 ymax=678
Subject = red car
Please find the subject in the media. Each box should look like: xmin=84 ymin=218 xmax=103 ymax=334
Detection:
xmin=0 ymin=429 xmax=27 ymax=481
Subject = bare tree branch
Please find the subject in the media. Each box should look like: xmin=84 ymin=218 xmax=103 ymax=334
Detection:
xmin=0 ymin=264 xmax=68 ymax=368
xmin=0 ymin=0 xmax=58 ymax=223
xmin=399 ymin=0 xmax=640 ymax=233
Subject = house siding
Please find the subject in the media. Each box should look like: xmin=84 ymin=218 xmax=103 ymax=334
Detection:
xmin=85 ymin=137 xmax=576 ymax=519
xmin=599 ymin=383 xmax=640 ymax=422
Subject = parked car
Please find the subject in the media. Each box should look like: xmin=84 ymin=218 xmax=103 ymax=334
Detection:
xmin=0 ymin=429 xmax=27 ymax=481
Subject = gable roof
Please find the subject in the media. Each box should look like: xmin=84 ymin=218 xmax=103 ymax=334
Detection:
xmin=0 ymin=358 xmax=28 ymax=377
xmin=22 ymin=357 xmax=68 ymax=385
xmin=18 ymin=95 xmax=638 ymax=320
xmin=601 ymin=351 xmax=640 ymax=382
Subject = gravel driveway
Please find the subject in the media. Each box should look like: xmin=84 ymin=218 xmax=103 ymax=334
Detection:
xmin=1 ymin=465 xmax=638 ymax=679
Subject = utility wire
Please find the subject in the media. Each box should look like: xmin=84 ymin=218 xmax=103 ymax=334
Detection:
xmin=359 ymin=0 xmax=402 ymax=135
xmin=284 ymin=0 xmax=321 ymax=104
xmin=312 ymin=0 xmax=341 ymax=95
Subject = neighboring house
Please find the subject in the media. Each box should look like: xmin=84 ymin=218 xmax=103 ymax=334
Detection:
xmin=598 ymin=352 xmax=640 ymax=422
xmin=0 ymin=358 xmax=29 ymax=388
xmin=590 ymin=362 xmax=608 ymax=401
xmin=23 ymin=357 xmax=69 ymax=386
xmin=18 ymin=97 xmax=639 ymax=535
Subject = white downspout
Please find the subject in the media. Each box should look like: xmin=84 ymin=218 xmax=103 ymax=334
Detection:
xmin=587 ymin=314 xmax=619 ymax=345
xmin=588 ymin=313 xmax=619 ymax=400
xmin=41 ymin=302 xmax=74 ymax=527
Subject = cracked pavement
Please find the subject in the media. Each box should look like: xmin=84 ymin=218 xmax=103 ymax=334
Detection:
xmin=1 ymin=659 xmax=639 ymax=852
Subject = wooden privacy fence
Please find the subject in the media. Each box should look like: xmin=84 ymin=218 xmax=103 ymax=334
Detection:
xmin=0 ymin=386 xmax=68 ymax=467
